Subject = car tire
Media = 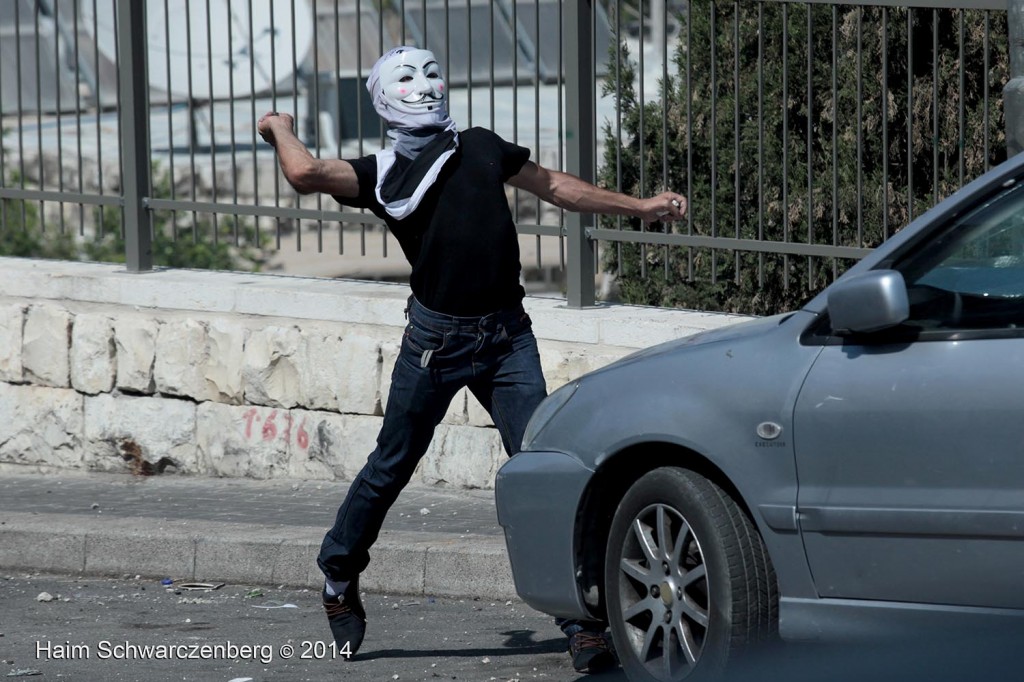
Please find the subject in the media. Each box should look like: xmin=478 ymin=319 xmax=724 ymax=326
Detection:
xmin=605 ymin=467 xmax=778 ymax=681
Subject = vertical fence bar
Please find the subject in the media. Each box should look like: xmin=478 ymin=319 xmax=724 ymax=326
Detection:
xmin=563 ymin=0 xmax=595 ymax=308
xmin=208 ymin=0 xmax=219 ymax=246
xmin=735 ymin=1 xmax=742 ymax=285
xmin=117 ymin=0 xmax=153 ymax=271
xmin=907 ymin=8 xmax=914 ymax=221
xmin=184 ymin=0 xmax=198 ymax=241
xmin=53 ymin=0 xmax=66 ymax=234
xmin=932 ymin=8 xmax=939 ymax=201
xmin=882 ymin=6 xmax=889 ymax=241
xmin=985 ymin=12 xmax=991 ymax=169
xmin=663 ymin=0 xmax=670 ymax=282
xmin=709 ymin=3 xmax=716 ymax=284
xmin=15 ymin=0 xmax=27 ymax=229
xmin=856 ymin=6 xmax=863 ymax=247
xmin=165 ymin=0 xmax=177 ymax=239
xmin=229 ymin=0 xmax=240 ymax=246
xmin=74 ymin=0 xmax=84 ymax=235
xmin=638 ymin=0 xmax=647 ymax=281
xmin=959 ymin=10 xmax=965 ymax=187
xmin=1004 ymin=2 xmax=1024 ymax=156
xmin=34 ymin=0 xmax=44 ymax=230
xmin=831 ymin=4 xmax=838 ymax=278
xmin=756 ymin=2 xmax=763 ymax=286
xmin=782 ymin=3 xmax=789 ymax=286
xmin=466 ymin=0 xmax=473 ymax=128
xmin=0 ymin=4 xmax=5 ymax=233
xmin=686 ymin=1 xmax=694 ymax=281
xmin=92 ymin=0 xmax=103 ymax=204
xmin=806 ymin=4 xmax=813 ymax=286
xmin=249 ymin=0 xmax=261 ymax=249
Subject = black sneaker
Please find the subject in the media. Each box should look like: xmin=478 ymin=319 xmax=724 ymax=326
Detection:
xmin=567 ymin=630 xmax=616 ymax=674
xmin=322 ymin=578 xmax=366 ymax=657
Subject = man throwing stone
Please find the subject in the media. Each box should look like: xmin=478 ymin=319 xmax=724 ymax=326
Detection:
xmin=257 ymin=45 xmax=687 ymax=674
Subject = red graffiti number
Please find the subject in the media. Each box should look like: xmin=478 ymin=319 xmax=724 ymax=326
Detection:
xmin=262 ymin=410 xmax=278 ymax=441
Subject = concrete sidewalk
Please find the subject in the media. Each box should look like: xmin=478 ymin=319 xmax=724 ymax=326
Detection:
xmin=0 ymin=471 xmax=517 ymax=600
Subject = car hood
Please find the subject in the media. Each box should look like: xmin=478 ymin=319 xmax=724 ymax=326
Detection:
xmin=593 ymin=312 xmax=798 ymax=375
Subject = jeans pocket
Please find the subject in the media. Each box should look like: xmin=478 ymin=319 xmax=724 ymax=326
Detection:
xmin=505 ymin=312 xmax=533 ymax=339
xmin=404 ymin=324 xmax=448 ymax=356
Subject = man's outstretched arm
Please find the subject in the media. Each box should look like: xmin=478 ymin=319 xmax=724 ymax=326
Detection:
xmin=257 ymin=112 xmax=360 ymax=199
xmin=507 ymin=161 xmax=687 ymax=224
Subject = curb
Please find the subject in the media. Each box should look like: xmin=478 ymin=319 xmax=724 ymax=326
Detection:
xmin=0 ymin=511 xmax=517 ymax=601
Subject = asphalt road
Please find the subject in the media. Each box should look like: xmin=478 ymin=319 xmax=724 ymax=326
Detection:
xmin=5 ymin=572 xmax=1024 ymax=682
xmin=0 ymin=573 xmax=623 ymax=682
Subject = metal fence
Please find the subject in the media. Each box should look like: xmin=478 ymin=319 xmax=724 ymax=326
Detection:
xmin=0 ymin=0 xmax=1010 ymax=312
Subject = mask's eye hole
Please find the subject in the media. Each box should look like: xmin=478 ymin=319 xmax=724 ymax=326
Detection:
xmin=427 ymin=71 xmax=440 ymax=79
xmin=399 ymin=75 xmax=413 ymax=82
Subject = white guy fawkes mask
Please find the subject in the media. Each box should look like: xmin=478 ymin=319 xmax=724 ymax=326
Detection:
xmin=368 ymin=47 xmax=450 ymax=129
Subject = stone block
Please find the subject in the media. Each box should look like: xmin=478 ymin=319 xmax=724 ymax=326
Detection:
xmin=196 ymin=402 xmax=290 ymax=478
xmin=0 ymin=304 xmax=25 ymax=382
xmin=70 ymin=313 xmax=116 ymax=395
xmin=83 ymin=394 xmax=200 ymax=474
xmin=154 ymin=318 xmax=208 ymax=401
xmin=22 ymin=305 xmax=72 ymax=387
xmin=298 ymin=331 xmax=345 ymax=411
xmin=0 ymin=384 xmax=83 ymax=467
xmin=539 ymin=345 xmax=597 ymax=391
xmin=115 ymin=316 xmax=159 ymax=393
xmin=288 ymin=410 xmax=381 ymax=480
xmin=378 ymin=340 xmax=401 ymax=412
xmin=202 ymin=319 xmax=247 ymax=404
xmin=417 ymin=424 xmax=504 ymax=489
xmin=335 ymin=334 xmax=382 ymax=415
xmin=443 ymin=387 xmax=468 ymax=425
xmin=243 ymin=325 xmax=303 ymax=408
xmin=467 ymin=390 xmax=493 ymax=427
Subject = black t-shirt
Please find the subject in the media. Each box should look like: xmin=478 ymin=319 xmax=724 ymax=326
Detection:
xmin=334 ymin=127 xmax=531 ymax=316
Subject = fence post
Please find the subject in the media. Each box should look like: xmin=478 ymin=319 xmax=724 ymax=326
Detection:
xmin=1007 ymin=0 xmax=1024 ymax=156
xmin=562 ymin=0 xmax=596 ymax=308
xmin=117 ymin=0 xmax=153 ymax=271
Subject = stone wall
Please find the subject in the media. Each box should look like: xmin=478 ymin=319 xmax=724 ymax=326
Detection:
xmin=0 ymin=258 xmax=752 ymax=488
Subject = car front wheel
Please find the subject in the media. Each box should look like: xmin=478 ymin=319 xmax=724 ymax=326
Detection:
xmin=605 ymin=467 xmax=777 ymax=681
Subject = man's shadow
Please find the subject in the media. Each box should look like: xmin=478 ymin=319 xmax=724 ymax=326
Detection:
xmin=354 ymin=628 xmax=563 ymax=660
xmin=353 ymin=628 xmax=628 ymax=678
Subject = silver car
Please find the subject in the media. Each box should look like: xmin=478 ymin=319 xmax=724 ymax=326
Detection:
xmin=495 ymin=154 xmax=1024 ymax=682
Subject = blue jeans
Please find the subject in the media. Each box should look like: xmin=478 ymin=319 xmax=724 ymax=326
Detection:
xmin=318 ymin=296 xmax=548 ymax=581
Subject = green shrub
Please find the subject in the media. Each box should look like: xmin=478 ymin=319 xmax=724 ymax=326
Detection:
xmin=600 ymin=4 xmax=1007 ymax=315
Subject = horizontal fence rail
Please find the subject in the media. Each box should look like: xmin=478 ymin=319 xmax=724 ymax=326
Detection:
xmin=0 ymin=0 xmax=1011 ymax=314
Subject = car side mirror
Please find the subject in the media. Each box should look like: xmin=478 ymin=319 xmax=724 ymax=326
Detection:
xmin=827 ymin=269 xmax=910 ymax=334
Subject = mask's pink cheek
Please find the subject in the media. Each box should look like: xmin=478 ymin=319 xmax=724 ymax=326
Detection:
xmin=398 ymin=89 xmax=407 ymax=95
xmin=439 ymin=85 xmax=445 ymax=91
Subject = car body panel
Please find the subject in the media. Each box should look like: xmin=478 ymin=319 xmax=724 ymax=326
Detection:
xmin=500 ymin=310 xmax=828 ymax=617
xmin=794 ymin=335 xmax=1024 ymax=608
xmin=494 ymin=450 xmax=594 ymax=619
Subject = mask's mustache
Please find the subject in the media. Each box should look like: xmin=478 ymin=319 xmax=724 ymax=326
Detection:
xmin=402 ymin=92 xmax=444 ymax=105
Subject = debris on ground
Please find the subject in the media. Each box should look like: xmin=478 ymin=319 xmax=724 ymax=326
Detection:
xmin=34 ymin=592 xmax=54 ymax=603
xmin=177 ymin=583 xmax=225 ymax=591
